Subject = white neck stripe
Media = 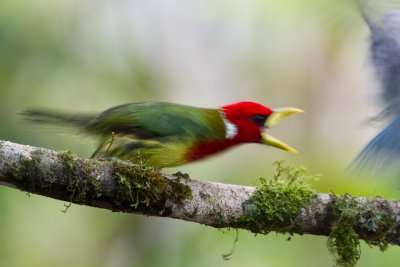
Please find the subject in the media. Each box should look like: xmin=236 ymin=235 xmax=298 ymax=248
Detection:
xmin=220 ymin=111 xmax=238 ymax=139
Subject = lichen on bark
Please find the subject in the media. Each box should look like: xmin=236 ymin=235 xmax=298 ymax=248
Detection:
xmin=327 ymin=193 xmax=396 ymax=267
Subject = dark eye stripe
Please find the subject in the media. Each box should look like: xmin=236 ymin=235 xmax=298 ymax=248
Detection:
xmin=252 ymin=115 xmax=268 ymax=126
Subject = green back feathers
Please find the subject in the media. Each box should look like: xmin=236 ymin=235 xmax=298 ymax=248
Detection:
xmin=85 ymin=102 xmax=226 ymax=141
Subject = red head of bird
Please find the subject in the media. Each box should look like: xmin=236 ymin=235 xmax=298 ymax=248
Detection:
xmin=220 ymin=101 xmax=302 ymax=151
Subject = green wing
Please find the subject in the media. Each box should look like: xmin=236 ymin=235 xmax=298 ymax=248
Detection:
xmin=85 ymin=102 xmax=226 ymax=141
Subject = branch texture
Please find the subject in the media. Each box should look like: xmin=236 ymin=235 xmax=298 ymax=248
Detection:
xmin=0 ymin=140 xmax=400 ymax=266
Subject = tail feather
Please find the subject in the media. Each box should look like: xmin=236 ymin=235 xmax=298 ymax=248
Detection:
xmin=21 ymin=110 xmax=95 ymax=128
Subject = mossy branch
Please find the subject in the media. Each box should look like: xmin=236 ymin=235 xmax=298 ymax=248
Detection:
xmin=1 ymin=140 xmax=400 ymax=267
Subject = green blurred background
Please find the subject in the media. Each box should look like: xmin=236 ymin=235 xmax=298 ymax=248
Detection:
xmin=1 ymin=0 xmax=398 ymax=266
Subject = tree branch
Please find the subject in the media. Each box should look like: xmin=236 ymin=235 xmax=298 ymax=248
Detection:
xmin=0 ymin=140 xmax=399 ymax=266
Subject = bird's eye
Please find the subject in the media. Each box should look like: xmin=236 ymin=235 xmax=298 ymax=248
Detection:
xmin=252 ymin=115 xmax=268 ymax=126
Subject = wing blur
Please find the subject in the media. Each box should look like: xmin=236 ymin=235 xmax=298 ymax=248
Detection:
xmin=349 ymin=1 xmax=400 ymax=179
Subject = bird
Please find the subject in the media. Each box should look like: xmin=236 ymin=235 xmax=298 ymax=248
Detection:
xmin=22 ymin=101 xmax=303 ymax=168
xmin=349 ymin=0 xmax=400 ymax=181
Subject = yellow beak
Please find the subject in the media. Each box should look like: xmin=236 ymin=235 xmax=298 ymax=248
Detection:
xmin=261 ymin=107 xmax=304 ymax=153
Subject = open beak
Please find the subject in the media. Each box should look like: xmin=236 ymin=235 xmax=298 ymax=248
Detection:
xmin=262 ymin=107 xmax=304 ymax=153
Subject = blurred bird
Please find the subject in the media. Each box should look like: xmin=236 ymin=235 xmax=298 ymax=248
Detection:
xmin=349 ymin=0 xmax=400 ymax=180
xmin=23 ymin=101 xmax=302 ymax=168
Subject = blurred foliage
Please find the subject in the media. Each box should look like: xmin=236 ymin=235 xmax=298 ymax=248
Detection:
xmin=0 ymin=0 xmax=399 ymax=266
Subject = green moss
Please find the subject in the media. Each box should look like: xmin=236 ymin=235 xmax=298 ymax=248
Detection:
xmin=112 ymin=159 xmax=192 ymax=214
xmin=58 ymin=150 xmax=102 ymax=212
xmin=58 ymin=150 xmax=74 ymax=170
xmin=327 ymin=194 xmax=361 ymax=267
xmin=239 ymin=161 xmax=317 ymax=234
xmin=327 ymin=193 xmax=396 ymax=267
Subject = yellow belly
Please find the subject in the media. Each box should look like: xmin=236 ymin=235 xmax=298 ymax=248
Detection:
xmin=93 ymin=135 xmax=191 ymax=168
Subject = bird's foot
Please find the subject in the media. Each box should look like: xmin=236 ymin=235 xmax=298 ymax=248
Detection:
xmin=173 ymin=171 xmax=190 ymax=179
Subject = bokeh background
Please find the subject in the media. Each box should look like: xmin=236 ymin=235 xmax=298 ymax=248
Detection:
xmin=0 ymin=0 xmax=398 ymax=266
